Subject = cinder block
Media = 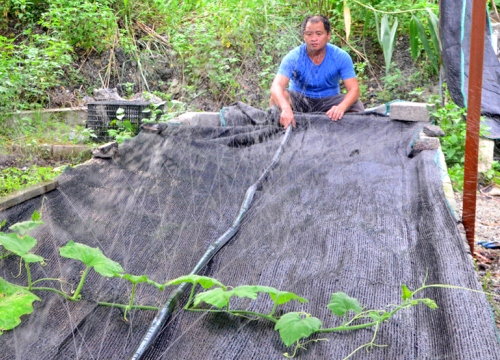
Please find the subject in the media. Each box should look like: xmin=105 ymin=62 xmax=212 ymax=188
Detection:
xmin=408 ymin=135 xmax=440 ymax=158
xmin=478 ymin=138 xmax=495 ymax=173
xmin=52 ymin=145 xmax=91 ymax=159
xmin=389 ymin=102 xmax=435 ymax=122
xmin=169 ymin=112 xmax=220 ymax=126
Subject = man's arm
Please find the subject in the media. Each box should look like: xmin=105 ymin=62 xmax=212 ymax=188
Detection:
xmin=270 ymin=74 xmax=296 ymax=129
xmin=325 ymin=77 xmax=360 ymax=121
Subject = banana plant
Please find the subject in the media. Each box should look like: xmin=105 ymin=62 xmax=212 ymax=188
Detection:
xmin=375 ymin=13 xmax=398 ymax=76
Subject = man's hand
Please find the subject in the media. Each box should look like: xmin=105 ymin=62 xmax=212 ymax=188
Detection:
xmin=326 ymin=104 xmax=347 ymax=121
xmin=270 ymin=74 xmax=296 ymax=129
xmin=280 ymin=107 xmax=296 ymax=129
xmin=326 ymin=78 xmax=361 ymax=121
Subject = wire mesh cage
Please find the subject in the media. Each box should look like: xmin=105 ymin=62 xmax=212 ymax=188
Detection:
xmin=86 ymin=100 xmax=164 ymax=141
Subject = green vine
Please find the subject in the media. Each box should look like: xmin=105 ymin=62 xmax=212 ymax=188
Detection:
xmin=0 ymin=211 xmax=491 ymax=358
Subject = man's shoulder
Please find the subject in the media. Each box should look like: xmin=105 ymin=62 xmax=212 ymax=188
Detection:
xmin=326 ymin=43 xmax=349 ymax=57
xmin=284 ymin=44 xmax=305 ymax=59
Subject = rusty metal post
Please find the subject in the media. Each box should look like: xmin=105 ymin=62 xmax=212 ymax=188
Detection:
xmin=463 ymin=0 xmax=487 ymax=255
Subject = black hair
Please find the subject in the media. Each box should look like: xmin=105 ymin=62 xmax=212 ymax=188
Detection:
xmin=301 ymin=15 xmax=331 ymax=34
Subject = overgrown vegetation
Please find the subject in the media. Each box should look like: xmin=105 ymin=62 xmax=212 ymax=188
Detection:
xmin=431 ymin=90 xmax=500 ymax=191
xmin=0 ymin=166 xmax=61 ymax=196
xmin=0 ymin=0 xmax=440 ymax=112
xmin=0 ymin=0 xmax=499 ymax=193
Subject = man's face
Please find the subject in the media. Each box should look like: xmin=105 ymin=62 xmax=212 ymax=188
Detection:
xmin=303 ymin=21 xmax=331 ymax=53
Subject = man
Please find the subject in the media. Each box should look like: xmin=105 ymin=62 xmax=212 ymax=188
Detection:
xmin=270 ymin=15 xmax=364 ymax=129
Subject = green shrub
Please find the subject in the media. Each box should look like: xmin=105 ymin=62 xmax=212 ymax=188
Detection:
xmin=40 ymin=0 xmax=117 ymax=52
xmin=431 ymin=95 xmax=467 ymax=191
xmin=0 ymin=34 xmax=73 ymax=111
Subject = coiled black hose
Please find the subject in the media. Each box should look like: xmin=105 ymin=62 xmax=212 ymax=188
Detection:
xmin=131 ymin=125 xmax=293 ymax=360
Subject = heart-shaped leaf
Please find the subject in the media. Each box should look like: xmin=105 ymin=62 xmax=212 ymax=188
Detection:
xmin=0 ymin=233 xmax=43 ymax=263
xmin=193 ymin=287 xmax=231 ymax=308
xmin=327 ymin=292 xmax=362 ymax=317
xmin=274 ymin=312 xmax=322 ymax=347
xmin=0 ymin=277 xmax=40 ymax=335
xmin=59 ymin=241 xmax=123 ymax=277
xmin=9 ymin=220 xmax=43 ymax=236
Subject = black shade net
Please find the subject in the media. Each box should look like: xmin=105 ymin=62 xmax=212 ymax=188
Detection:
xmin=1 ymin=111 xmax=499 ymax=359
xmin=440 ymin=0 xmax=500 ymax=138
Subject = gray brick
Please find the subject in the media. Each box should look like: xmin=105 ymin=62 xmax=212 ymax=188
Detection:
xmin=389 ymin=101 xmax=435 ymax=122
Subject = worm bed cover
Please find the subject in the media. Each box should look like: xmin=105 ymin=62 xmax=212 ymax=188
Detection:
xmin=1 ymin=114 xmax=499 ymax=359
xmin=440 ymin=0 xmax=500 ymax=138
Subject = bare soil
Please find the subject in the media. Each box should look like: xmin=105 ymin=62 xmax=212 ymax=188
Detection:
xmin=454 ymin=191 xmax=500 ymax=329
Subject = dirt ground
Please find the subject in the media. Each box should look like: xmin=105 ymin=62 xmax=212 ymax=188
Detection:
xmin=454 ymin=191 xmax=500 ymax=329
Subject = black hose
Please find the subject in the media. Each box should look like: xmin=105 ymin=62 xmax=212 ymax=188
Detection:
xmin=131 ymin=125 xmax=293 ymax=360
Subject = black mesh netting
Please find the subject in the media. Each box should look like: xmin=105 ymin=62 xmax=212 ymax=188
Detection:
xmin=440 ymin=0 xmax=500 ymax=139
xmin=1 ymin=112 xmax=499 ymax=359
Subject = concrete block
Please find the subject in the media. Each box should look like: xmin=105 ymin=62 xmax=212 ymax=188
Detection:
xmin=408 ymin=136 xmax=440 ymax=158
xmin=0 ymin=180 xmax=58 ymax=211
xmin=389 ymin=102 xmax=435 ymax=122
xmin=423 ymin=124 xmax=445 ymax=137
xmin=478 ymin=138 xmax=495 ymax=173
xmin=52 ymin=145 xmax=91 ymax=159
xmin=9 ymin=107 xmax=87 ymax=126
xmin=169 ymin=112 xmax=220 ymax=126
xmin=92 ymin=142 xmax=118 ymax=159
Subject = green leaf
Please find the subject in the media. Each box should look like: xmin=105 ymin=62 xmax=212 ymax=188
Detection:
xmin=116 ymin=273 xmax=165 ymax=290
xmin=193 ymin=287 xmax=231 ymax=308
xmin=413 ymin=14 xmax=438 ymax=74
xmin=269 ymin=290 xmax=308 ymax=306
xmin=9 ymin=220 xmax=44 ymax=236
xmin=409 ymin=16 xmax=419 ymax=61
xmin=0 ymin=233 xmax=43 ymax=263
xmin=0 ymin=220 xmax=6 ymax=230
xmin=228 ymin=285 xmax=308 ymax=306
xmin=274 ymin=312 xmax=322 ymax=347
xmin=31 ymin=210 xmax=41 ymax=222
xmin=378 ymin=14 xmax=398 ymax=75
xmin=367 ymin=310 xmax=391 ymax=322
xmin=59 ymin=241 xmax=124 ymax=277
xmin=0 ymin=276 xmax=40 ymax=335
xmin=327 ymin=292 xmax=363 ymax=316
xmin=229 ymin=285 xmax=260 ymax=300
xmin=426 ymin=9 xmax=440 ymax=54
xmin=401 ymin=284 xmax=413 ymax=301
xmin=167 ymin=275 xmax=226 ymax=290
xmin=419 ymin=298 xmax=438 ymax=310
xmin=0 ymin=233 xmax=36 ymax=254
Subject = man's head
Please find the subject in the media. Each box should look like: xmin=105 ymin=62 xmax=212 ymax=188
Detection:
xmin=302 ymin=15 xmax=331 ymax=54
xmin=301 ymin=15 xmax=331 ymax=35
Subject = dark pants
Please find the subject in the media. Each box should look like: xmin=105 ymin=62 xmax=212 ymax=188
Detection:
xmin=288 ymin=90 xmax=364 ymax=113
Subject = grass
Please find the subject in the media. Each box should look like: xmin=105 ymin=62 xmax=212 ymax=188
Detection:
xmin=0 ymin=111 xmax=95 ymax=197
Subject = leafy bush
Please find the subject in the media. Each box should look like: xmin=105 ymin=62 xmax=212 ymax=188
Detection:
xmin=40 ymin=0 xmax=117 ymax=52
xmin=0 ymin=34 xmax=73 ymax=111
xmin=431 ymin=98 xmax=467 ymax=191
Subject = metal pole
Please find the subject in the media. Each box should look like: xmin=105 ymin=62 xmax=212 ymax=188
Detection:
xmin=463 ymin=0 xmax=487 ymax=255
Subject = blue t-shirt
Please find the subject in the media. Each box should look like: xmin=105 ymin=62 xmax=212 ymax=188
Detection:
xmin=277 ymin=43 xmax=356 ymax=98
